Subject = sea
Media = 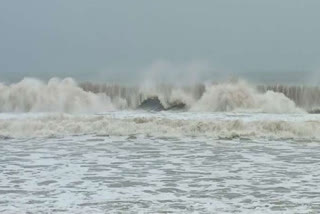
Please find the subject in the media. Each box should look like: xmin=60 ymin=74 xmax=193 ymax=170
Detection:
xmin=0 ymin=78 xmax=320 ymax=213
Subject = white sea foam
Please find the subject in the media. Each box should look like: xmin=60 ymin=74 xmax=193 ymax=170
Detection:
xmin=0 ymin=112 xmax=319 ymax=139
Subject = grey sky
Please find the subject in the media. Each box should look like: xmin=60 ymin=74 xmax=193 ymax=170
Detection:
xmin=1 ymin=0 xmax=320 ymax=83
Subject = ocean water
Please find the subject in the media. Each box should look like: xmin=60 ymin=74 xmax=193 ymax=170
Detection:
xmin=0 ymin=78 xmax=320 ymax=213
xmin=1 ymin=111 xmax=320 ymax=214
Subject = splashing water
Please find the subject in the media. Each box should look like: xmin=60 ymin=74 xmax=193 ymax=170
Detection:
xmin=0 ymin=78 xmax=115 ymax=113
xmin=0 ymin=77 xmax=309 ymax=114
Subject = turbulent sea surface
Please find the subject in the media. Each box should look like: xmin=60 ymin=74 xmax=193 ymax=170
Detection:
xmin=0 ymin=78 xmax=320 ymax=213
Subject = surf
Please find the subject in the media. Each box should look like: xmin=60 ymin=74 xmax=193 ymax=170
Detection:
xmin=0 ymin=77 xmax=319 ymax=113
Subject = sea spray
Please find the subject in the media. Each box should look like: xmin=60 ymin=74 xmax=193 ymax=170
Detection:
xmin=191 ymin=81 xmax=304 ymax=113
xmin=0 ymin=77 xmax=315 ymax=113
xmin=0 ymin=78 xmax=115 ymax=113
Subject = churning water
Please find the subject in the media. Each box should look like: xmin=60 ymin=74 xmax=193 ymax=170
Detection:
xmin=0 ymin=78 xmax=320 ymax=213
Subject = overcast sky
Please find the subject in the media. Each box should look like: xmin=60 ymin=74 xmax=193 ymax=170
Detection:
xmin=1 ymin=0 xmax=320 ymax=83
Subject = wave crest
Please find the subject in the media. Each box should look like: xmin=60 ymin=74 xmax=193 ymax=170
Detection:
xmin=0 ymin=77 xmax=313 ymax=113
xmin=0 ymin=78 xmax=115 ymax=113
xmin=191 ymin=81 xmax=303 ymax=113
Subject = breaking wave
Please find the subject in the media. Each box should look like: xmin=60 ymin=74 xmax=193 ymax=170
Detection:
xmin=0 ymin=77 xmax=318 ymax=113
xmin=0 ymin=78 xmax=319 ymax=139
xmin=0 ymin=78 xmax=115 ymax=113
xmin=190 ymin=81 xmax=303 ymax=113
xmin=0 ymin=113 xmax=319 ymax=139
